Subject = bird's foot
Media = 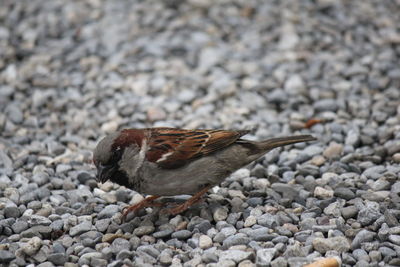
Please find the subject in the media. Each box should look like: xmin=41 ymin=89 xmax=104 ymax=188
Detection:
xmin=163 ymin=185 xmax=211 ymax=215
xmin=121 ymin=195 xmax=161 ymax=220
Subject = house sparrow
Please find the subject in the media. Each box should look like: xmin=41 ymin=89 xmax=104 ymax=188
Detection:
xmin=93 ymin=127 xmax=316 ymax=216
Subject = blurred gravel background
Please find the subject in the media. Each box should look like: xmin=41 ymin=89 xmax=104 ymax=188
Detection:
xmin=0 ymin=0 xmax=400 ymax=266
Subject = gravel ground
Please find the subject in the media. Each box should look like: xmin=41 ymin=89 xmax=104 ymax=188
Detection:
xmin=1 ymin=0 xmax=400 ymax=266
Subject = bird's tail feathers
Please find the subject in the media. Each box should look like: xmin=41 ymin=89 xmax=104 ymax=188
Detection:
xmin=259 ymin=135 xmax=317 ymax=150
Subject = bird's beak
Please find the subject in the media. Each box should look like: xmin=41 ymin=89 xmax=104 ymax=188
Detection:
xmin=96 ymin=164 xmax=116 ymax=183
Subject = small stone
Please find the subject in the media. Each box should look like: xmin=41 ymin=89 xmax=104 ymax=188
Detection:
xmin=171 ymin=230 xmax=192 ymax=240
xmin=270 ymin=257 xmax=287 ymax=267
xmin=6 ymin=104 xmax=23 ymax=124
xmin=37 ymin=262 xmax=53 ymax=267
xmin=238 ymin=260 xmax=255 ymax=267
xmin=199 ymin=235 xmax=213 ymax=249
xmin=91 ymin=258 xmax=107 ymax=267
xmin=314 ymin=186 xmax=334 ymax=199
xmin=362 ymin=191 xmax=390 ymax=202
xmin=334 ymin=187 xmax=355 ymax=200
xmin=357 ymin=202 xmax=381 ymax=226
xmin=247 ymin=227 xmax=274 ymax=242
xmin=95 ymin=219 xmax=111 ymax=232
xmin=284 ymin=75 xmax=304 ymax=94
xmin=111 ymin=238 xmax=131 ymax=253
xmin=256 ymin=248 xmax=276 ymax=266
xmin=0 ymin=250 xmax=15 ymax=263
xmin=29 ymin=214 xmax=52 ymax=226
xmin=213 ymin=207 xmax=228 ymax=221
xmin=351 ymin=229 xmax=376 ymax=249
xmin=102 ymin=233 xmax=124 ymax=243
xmin=177 ymin=90 xmax=196 ymax=103
xmin=312 ymin=236 xmax=350 ymax=253
xmin=101 ymin=121 xmax=119 ymax=133
xmin=48 ymin=253 xmax=67 ymax=265
xmin=159 ymin=250 xmax=173 ymax=265
xmin=311 ymin=155 xmax=326 ymax=166
xmin=153 ymin=229 xmax=173 ymax=239
xmin=56 ymin=164 xmax=72 ymax=173
xmin=314 ymin=99 xmax=338 ymax=112
xmin=393 ymin=153 xmax=400 ymax=163
xmin=323 ymin=143 xmax=343 ymax=158
xmin=12 ymin=221 xmax=29 ymax=234
xmin=22 ymin=236 xmax=42 ymax=256
xmin=369 ymin=250 xmax=382 ymax=262
xmin=341 ymin=206 xmax=358 ymax=219
xmin=388 ymin=235 xmax=400 ymax=245
xmin=4 ymin=206 xmax=20 ymax=218
xmin=258 ymin=215 xmax=278 ymax=228
xmin=223 ymin=233 xmax=250 ymax=249
xmin=318 ymin=195 xmax=337 ymax=213
xmin=77 ymin=172 xmax=94 ymax=184
xmin=147 ymin=107 xmax=166 ymax=121
xmin=244 ymin=216 xmax=257 ymax=228
xmin=133 ymin=226 xmax=155 ymax=236
xmin=69 ymin=221 xmax=92 ymax=236
xmin=220 ymin=250 xmax=253 ymax=263
xmin=345 ymin=130 xmax=360 ymax=147
xmin=98 ymin=205 xmax=119 ymax=219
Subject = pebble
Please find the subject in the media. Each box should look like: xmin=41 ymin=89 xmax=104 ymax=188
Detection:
xmin=199 ymin=235 xmax=213 ymax=249
xmin=98 ymin=205 xmax=119 ymax=219
xmin=213 ymin=207 xmax=228 ymax=221
xmin=312 ymin=236 xmax=350 ymax=253
xmin=48 ymin=253 xmax=68 ymax=265
xmin=21 ymin=236 xmax=42 ymax=256
xmin=351 ymin=229 xmax=376 ymax=249
xmin=314 ymin=186 xmax=334 ymax=199
xmin=134 ymin=226 xmax=155 ymax=236
xmin=69 ymin=221 xmax=92 ymax=236
xmin=0 ymin=250 xmax=15 ymax=263
xmin=171 ymin=230 xmax=192 ymax=240
xmin=357 ymin=202 xmax=382 ymax=226
xmin=220 ymin=250 xmax=253 ymax=263
xmin=393 ymin=153 xmax=400 ymax=163
xmin=323 ymin=143 xmax=343 ymax=158
xmin=223 ymin=233 xmax=250 ymax=249
xmin=256 ymin=248 xmax=276 ymax=266
xmin=334 ymin=187 xmax=356 ymax=200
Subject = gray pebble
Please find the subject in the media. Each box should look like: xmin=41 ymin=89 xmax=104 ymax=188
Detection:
xmin=223 ymin=233 xmax=250 ymax=249
xmin=220 ymin=250 xmax=253 ymax=263
xmin=98 ymin=205 xmax=119 ymax=219
xmin=171 ymin=230 xmax=192 ymax=240
xmin=357 ymin=202 xmax=381 ymax=226
xmin=48 ymin=253 xmax=67 ymax=265
xmin=334 ymin=187 xmax=355 ymax=200
xmin=69 ymin=221 xmax=92 ymax=236
xmin=111 ymin=238 xmax=131 ymax=253
xmin=133 ymin=226 xmax=155 ymax=236
xmin=351 ymin=229 xmax=376 ymax=249
xmin=11 ymin=220 xmax=28 ymax=234
xmin=388 ymin=235 xmax=400 ymax=246
xmin=0 ymin=250 xmax=15 ymax=263
xmin=4 ymin=206 xmax=20 ymax=218
xmin=256 ymin=248 xmax=276 ymax=266
xmin=312 ymin=236 xmax=350 ymax=253
xmin=153 ymin=229 xmax=173 ymax=238
xmin=314 ymin=99 xmax=338 ymax=112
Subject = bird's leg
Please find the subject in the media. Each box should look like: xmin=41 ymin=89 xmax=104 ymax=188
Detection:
xmin=164 ymin=185 xmax=212 ymax=215
xmin=121 ymin=195 xmax=162 ymax=219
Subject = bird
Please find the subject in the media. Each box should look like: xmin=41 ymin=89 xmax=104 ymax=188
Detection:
xmin=93 ymin=127 xmax=316 ymax=217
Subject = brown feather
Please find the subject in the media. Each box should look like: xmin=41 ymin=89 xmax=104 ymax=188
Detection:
xmin=145 ymin=128 xmax=249 ymax=169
